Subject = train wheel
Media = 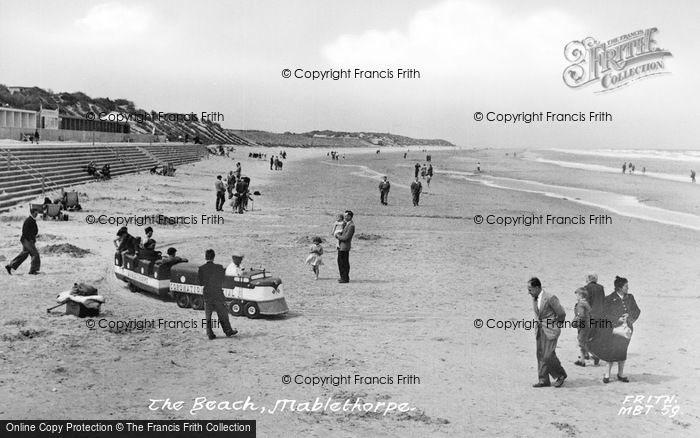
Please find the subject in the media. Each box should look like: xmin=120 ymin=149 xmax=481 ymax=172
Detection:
xmin=175 ymin=293 xmax=191 ymax=308
xmin=228 ymin=301 xmax=243 ymax=316
xmin=244 ymin=302 xmax=260 ymax=319
xmin=128 ymin=282 xmax=139 ymax=293
xmin=190 ymin=295 xmax=204 ymax=310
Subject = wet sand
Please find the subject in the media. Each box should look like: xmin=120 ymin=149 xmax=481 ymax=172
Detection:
xmin=0 ymin=147 xmax=697 ymax=437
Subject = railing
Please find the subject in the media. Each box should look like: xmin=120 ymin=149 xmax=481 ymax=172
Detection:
xmin=3 ymin=149 xmax=62 ymax=195
xmin=105 ymin=144 xmax=126 ymax=163
xmin=135 ymin=145 xmax=165 ymax=166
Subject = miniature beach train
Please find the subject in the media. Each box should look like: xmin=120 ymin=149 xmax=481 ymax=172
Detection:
xmin=113 ymin=251 xmax=288 ymax=318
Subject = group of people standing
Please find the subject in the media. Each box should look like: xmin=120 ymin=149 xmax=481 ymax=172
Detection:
xmin=621 ymin=162 xmax=638 ymax=174
xmin=304 ymin=210 xmax=355 ymax=283
xmin=215 ymin=163 xmax=251 ymax=213
xmin=328 ymin=151 xmax=344 ymax=160
xmin=270 ymin=156 xmax=284 ymax=170
xmin=528 ymin=274 xmax=641 ymax=388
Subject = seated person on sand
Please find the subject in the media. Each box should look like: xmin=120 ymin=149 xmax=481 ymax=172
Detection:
xmin=101 ymin=164 xmax=111 ymax=179
xmin=225 ymin=254 xmax=244 ymax=276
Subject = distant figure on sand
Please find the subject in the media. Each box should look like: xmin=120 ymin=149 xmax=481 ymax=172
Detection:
xmin=378 ymin=176 xmax=391 ymax=205
xmin=622 ymin=163 xmax=626 ymax=174
xmin=691 ymin=170 xmax=696 ymax=183
xmin=410 ymin=177 xmax=422 ymax=206
xmin=305 ymin=237 xmax=324 ymax=280
xmin=588 ymin=276 xmax=641 ymax=383
xmin=5 ymin=206 xmax=41 ymax=275
xmin=528 ymin=277 xmax=567 ymax=388
xmin=414 ymin=162 xmax=421 ymax=178
xmin=335 ymin=211 xmax=355 ymax=283
xmin=476 ymin=162 xmax=481 ymax=172
xmin=215 ymin=175 xmax=226 ymax=211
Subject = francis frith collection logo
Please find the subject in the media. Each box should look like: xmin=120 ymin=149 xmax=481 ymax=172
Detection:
xmin=563 ymin=28 xmax=672 ymax=92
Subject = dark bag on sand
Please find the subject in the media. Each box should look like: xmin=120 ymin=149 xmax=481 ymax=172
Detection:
xmin=72 ymin=283 xmax=98 ymax=296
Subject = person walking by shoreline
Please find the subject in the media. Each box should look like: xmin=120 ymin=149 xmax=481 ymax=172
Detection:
xmin=335 ymin=210 xmax=355 ymax=283
xmin=691 ymin=170 xmax=696 ymax=183
xmin=198 ymin=249 xmax=237 ymax=340
xmin=622 ymin=163 xmax=627 ymax=174
xmin=6 ymin=206 xmax=41 ymax=275
xmin=528 ymin=277 xmax=567 ymax=388
xmin=414 ymin=162 xmax=421 ymax=178
xmin=215 ymin=175 xmax=226 ymax=211
xmin=378 ymin=176 xmax=391 ymax=205
xmin=410 ymin=177 xmax=422 ymax=206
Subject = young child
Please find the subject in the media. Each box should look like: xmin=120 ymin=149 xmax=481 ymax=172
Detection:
xmin=331 ymin=213 xmax=345 ymax=238
xmin=331 ymin=213 xmax=345 ymax=250
xmin=574 ymin=287 xmax=592 ymax=367
xmin=305 ymin=237 xmax=324 ymax=279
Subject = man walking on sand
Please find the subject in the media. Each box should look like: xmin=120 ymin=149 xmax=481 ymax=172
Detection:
xmin=198 ymin=249 xmax=237 ymax=340
xmin=6 ymin=206 xmax=41 ymax=275
xmin=378 ymin=176 xmax=391 ymax=205
xmin=335 ymin=210 xmax=355 ymax=283
xmin=410 ymin=177 xmax=422 ymax=206
xmin=528 ymin=277 xmax=567 ymax=388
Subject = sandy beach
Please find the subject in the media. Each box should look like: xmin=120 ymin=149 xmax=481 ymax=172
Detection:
xmin=0 ymin=146 xmax=698 ymax=437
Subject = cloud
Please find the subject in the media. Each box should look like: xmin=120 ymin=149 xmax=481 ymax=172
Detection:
xmin=75 ymin=3 xmax=152 ymax=42
xmin=322 ymin=0 xmax=582 ymax=83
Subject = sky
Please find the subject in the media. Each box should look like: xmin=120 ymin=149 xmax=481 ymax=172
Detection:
xmin=1 ymin=0 xmax=698 ymax=148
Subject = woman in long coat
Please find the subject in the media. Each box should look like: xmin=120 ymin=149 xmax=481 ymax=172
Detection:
xmin=588 ymin=276 xmax=641 ymax=383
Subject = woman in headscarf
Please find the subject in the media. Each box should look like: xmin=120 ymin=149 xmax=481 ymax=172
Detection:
xmin=588 ymin=276 xmax=641 ymax=383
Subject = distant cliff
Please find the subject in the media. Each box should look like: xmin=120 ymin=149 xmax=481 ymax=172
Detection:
xmin=0 ymin=85 xmax=454 ymax=147
xmin=0 ymin=85 xmax=250 ymax=145
xmin=229 ymin=129 xmax=454 ymax=148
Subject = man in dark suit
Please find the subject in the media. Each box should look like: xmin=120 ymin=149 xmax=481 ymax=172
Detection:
xmin=378 ymin=176 xmax=391 ymax=205
xmin=410 ymin=177 xmax=422 ymax=206
xmin=528 ymin=277 xmax=567 ymax=387
xmin=6 ymin=206 xmax=41 ymax=275
xmin=584 ymin=273 xmax=605 ymax=365
xmin=584 ymin=273 xmax=605 ymax=317
xmin=335 ymin=210 xmax=355 ymax=283
xmin=198 ymin=249 xmax=237 ymax=340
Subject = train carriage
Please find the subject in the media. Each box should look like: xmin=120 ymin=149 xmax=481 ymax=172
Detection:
xmin=114 ymin=251 xmax=288 ymax=318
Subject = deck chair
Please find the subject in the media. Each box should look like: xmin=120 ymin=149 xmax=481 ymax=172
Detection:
xmin=45 ymin=203 xmax=67 ymax=220
xmin=29 ymin=204 xmax=46 ymax=216
xmin=65 ymin=191 xmax=81 ymax=211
